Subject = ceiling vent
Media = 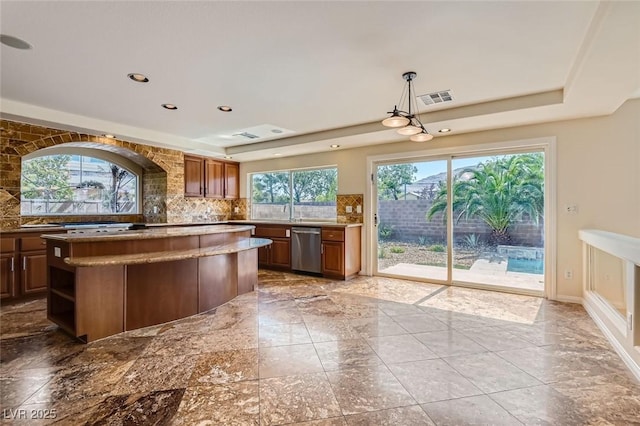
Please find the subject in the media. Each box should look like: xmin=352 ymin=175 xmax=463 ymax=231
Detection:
xmin=233 ymin=132 xmax=260 ymax=139
xmin=418 ymin=90 xmax=454 ymax=106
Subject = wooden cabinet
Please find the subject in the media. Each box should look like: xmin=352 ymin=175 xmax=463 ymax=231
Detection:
xmin=1 ymin=255 xmax=16 ymax=299
xmin=184 ymin=155 xmax=239 ymax=199
xmin=20 ymin=235 xmax=49 ymax=295
xmin=321 ymin=226 xmax=361 ymax=280
xmin=184 ymin=155 xmax=204 ymax=197
xmin=205 ymin=159 xmax=225 ymax=198
xmin=1 ymin=232 xmax=61 ymax=301
xmin=253 ymin=225 xmax=291 ymax=269
xmin=224 ymin=163 xmax=239 ymax=199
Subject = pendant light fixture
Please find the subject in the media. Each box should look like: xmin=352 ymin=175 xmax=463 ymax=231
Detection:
xmin=382 ymin=72 xmax=434 ymax=142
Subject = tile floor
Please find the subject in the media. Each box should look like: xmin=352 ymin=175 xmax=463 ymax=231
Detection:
xmin=1 ymin=271 xmax=639 ymax=425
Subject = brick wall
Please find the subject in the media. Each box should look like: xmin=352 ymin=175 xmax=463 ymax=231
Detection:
xmin=378 ymin=199 xmax=544 ymax=247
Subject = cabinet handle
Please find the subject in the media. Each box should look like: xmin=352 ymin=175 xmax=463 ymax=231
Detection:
xmin=23 ymin=257 xmax=27 ymax=270
xmin=321 ymin=244 xmax=324 ymax=254
xmin=10 ymin=257 xmax=14 ymax=272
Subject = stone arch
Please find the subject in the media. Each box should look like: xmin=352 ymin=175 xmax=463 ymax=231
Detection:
xmin=1 ymin=120 xmax=185 ymax=226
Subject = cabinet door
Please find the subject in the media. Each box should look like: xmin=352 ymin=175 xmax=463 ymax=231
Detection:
xmin=322 ymin=241 xmax=345 ymax=277
xmin=224 ymin=163 xmax=239 ymax=199
xmin=21 ymin=252 xmax=48 ymax=294
xmin=1 ymin=255 xmax=16 ymax=299
xmin=184 ymin=156 xmax=204 ymax=197
xmin=205 ymin=159 xmax=224 ymax=199
xmin=270 ymin=238 xmax=291 ymax=268
xmin=258 ymin=245 xmax=270 ymax=266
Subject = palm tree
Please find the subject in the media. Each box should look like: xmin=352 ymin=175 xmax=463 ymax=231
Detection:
xmin=427 ymin=154 xmax=544 ymax=246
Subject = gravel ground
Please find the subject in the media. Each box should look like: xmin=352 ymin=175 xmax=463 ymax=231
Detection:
xmin=377 ymin=241 xmax=480 ymax=270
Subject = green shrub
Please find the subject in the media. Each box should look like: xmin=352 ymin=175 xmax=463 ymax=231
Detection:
xmin=428 ymin=244 xmax=446 ymax=252
xmin=463 ymin=233 xmax=481 ymax=249
xmin=378 ymin=223 xmax=394 ymax=241
xmin=378 ymin=247 xmax=387 ymax=259
xmin=390 ymin=247 xmax=405 ymax=254
xmin=417 ymin=235 xmax=429 ymax=246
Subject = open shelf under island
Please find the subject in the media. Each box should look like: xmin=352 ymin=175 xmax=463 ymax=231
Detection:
xmin=41 ymin=225 xmax=270 ymax=343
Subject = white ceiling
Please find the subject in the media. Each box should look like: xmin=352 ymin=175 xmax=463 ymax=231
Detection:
xmin=1 ymin=1 xmax=639 ymax=162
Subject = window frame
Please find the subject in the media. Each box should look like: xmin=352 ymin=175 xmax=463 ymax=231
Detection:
xmin=250 ymin=165 xmax=338 ymax=221
xmin=21 ymin=147 xmax=142 ymax=216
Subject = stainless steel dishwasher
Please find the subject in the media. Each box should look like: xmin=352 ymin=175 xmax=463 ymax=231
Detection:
xmin=291 ymin=227 xmax=322 ymax=273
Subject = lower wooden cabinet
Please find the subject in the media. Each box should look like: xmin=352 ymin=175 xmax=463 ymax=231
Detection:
xmin=254 ymin=225 xmax=291 ymax=270
xmin=1 ymin=255 xmax=16 ymax=299
xmin=321 ymin=240 xmax=344 ymax=277
xmin=249 ymin=222 xmax=361 ymax=280
xmin=321 ymin=226 xmax=361 ymax=280
xmin=1 ymin=231 xmax=63 ymax=301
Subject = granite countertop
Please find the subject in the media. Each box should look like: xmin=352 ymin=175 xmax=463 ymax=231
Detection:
xmin=228 ymin=220 xmax=362 ymax=228
xmin=41 ymin=224 xmax=255 ymax=243
xmin=65 ymin=237 xmax=272 ymax=267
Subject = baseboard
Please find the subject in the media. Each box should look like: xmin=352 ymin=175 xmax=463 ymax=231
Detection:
xmin=583 ymin=296 xmax=640 ymax=382
xmin=553 ymin=294 xmax=583 ymax=304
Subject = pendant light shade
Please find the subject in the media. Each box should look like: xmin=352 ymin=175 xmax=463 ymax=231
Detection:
xmin=410 ymin=131 xmax=434 ymax=142
xmin=382 ymin=71 xmax=436 ymax=142
xmin=382 ymin=107 xmax=410 ymax=128
xmin=397 ymin=125 xmax=422 ymax=136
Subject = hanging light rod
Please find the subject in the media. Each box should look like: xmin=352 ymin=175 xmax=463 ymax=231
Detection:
xmin=382 ymin=71 xmax=433 ymax=142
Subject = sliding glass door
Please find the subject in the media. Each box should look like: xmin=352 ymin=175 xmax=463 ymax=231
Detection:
xmin=373 ymin=149 xmax=546 ymax=295
xmin=374 ymin=159 xmax=449 ymax=283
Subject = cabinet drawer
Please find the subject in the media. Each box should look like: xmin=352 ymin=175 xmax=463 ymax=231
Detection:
xmin=20 ymin=236 xmax=47 ymax=252
xmin=1 ymin=237 xmax=16 ymax=253
xmin=254 ymin=226 xmax=290 ymax=238
xmin=322 ymin=228 xmax=344 ymax=242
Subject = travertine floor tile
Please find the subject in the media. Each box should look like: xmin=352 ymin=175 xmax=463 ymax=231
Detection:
xmin=326 ymin=365 xmax=416 ymax=415
xmin=422 ymin=395 xmax=522 ymax=426
xmin=344 ymin=405 xmax=435 ymax=425
xmin=259 ymin=344 xmax=324 ymax=378
xmin=260 ymin=373 xmax=341 ymax=425
xmin=365 ymin=334 xmax=437 ymax=364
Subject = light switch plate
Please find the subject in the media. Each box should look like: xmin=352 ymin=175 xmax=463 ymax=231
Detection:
xmin=54 ymin=247 xmax=61 ymax=257
xmin=356 ymin=205 xmax=362 ymax=214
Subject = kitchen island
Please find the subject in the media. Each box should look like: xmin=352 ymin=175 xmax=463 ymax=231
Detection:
xmin=42 ymin=225 xmax=270 ymax=342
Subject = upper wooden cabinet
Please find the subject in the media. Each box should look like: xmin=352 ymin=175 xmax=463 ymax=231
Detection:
xmin=184 ymin=155 xmax=204 ymax=197
xmin=184 ymin=155 xmax=239 ymax=199
xmin=224 ymin=163 xmax=239 ymax=199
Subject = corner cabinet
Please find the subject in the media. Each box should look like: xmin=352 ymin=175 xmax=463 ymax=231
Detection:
xmin=184 ymin=155 xmax=239 ymax=199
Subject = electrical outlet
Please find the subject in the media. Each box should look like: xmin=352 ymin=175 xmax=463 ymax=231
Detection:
xmin=356 ymin=205 xmax=362 ymax=214
xmin=565 ymin=204 xmax=578 ymax=214
xmin=346 ymin=205 xmax=353 ymax=213
xmin=564 ymin=269 xmax=573 ymax=279
xmin=234 ymin=206 xmax=240 ymax=213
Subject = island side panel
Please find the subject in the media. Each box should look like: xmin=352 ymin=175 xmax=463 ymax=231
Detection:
xmin=125 ymin=259 xmax=198 ymax=330
xmin=75 ymin=265 xmax=125 ymax=342
xmin=238 ymin=249 xmax=258 ymax=295
xmin=198 ymin=254 xmax=238 ymax=312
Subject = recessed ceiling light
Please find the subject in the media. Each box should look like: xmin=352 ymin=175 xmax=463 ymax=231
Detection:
xmin=0 ymin=34 xmax=32 ymax=50
xmin=217 ymin=106 xmax=232 ymax=112
xmin=439 ymin=128 xmax=452 ymax=133
xmin=162 ymin=103 xmax=178 ymax=110
xmin=224 ymin=155 xmax=233 ymax=159
xmin=330 ymin=144 xmax=340 ymax=148
xmin=128 ymin=73 xmax=149 ymax=83
xmin=274 ymin=153 xmax=282 ymax=156
xmin=103 ymin=134 xmax=116 ymax=139
xmin=271 ymin=129 xmax=283 ymax=134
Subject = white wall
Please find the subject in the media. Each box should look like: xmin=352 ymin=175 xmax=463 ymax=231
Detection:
xmin=241 ymin=99 xmax=640 ymax=300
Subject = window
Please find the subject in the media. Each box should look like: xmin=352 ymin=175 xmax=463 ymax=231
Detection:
xmin=21 ymin=153 xmax=140 ymax=215
xmin=251 ymin=167 xmax=337 ymax=221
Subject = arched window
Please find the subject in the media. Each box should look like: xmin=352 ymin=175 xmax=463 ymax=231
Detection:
xmin=21 ymin=148 xmax=141 ymax=216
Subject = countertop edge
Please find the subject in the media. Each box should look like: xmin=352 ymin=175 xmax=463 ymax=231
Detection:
xmin=65 ymin=237 xmax=272 ymax=267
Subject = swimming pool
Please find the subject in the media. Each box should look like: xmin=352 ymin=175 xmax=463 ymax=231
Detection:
xmin=507 ymin=257 xmax=544 ymax=274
